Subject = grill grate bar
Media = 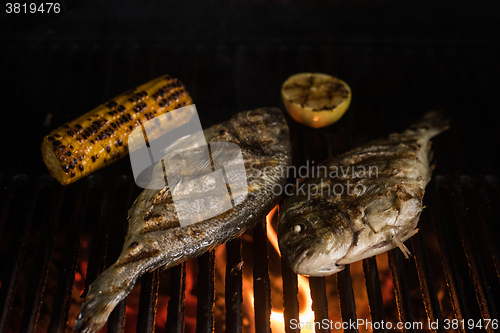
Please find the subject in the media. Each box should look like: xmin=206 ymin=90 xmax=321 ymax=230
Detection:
xmin=432 ymin=176 xmax=471 ymax=331
xmin=166 ymin=262 xmax=187 ymax=333
xmin=252 ymin=218 xmax=272 ymax=333
xmin=81 ymin=176 xmax=132 ymax=307
xmin=362 ymin=258 xmax=388 ymax=333
xmin=388 ymin=250 xmax=416 ymax=333
xmin=277 ymin=43 xmax=301 ymax=333
xmin=106 ymin=177 xmax=137 ymax=333
xmin=225 ymin=238 xmax=243 ymax=333
xmin=337 ymin=265 xmax=358 ymax=333
xmin=137 ymin=269 xmax=160 ymax=333
xmin=0 ymin=175 xmax=37 ymax=332
xmin=410 ymin=232 xmax=445 ymax=333
xmin=47 ymin=177 xmax=95 ymax=333
xmin=477 ymin=176 xmax=500 ymax=283
xmin=46 ymin=43 xmax=107 ymax=331
xmin=107 ymin=301 xmax=127 ymax=333
xmin=196 ymin=250 xmax=216 ymax=333
xmin=281 ymin=257 xmax=300 ymax=333
xmin=82 ymin=179 xmax=113 ymax=296
xmin=453 ymin=177 xmax=498 ymax=327
xmin=20 ymin=177 xmax=65 ymax=333
xmin=308 ymin=277 xmax=330 ymax=333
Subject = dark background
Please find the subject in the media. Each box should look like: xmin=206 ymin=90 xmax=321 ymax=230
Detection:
xmin=1 ymin=0 xmax=498 ymax=42
xmin=0 ymin=0 xmax=499 ymax=178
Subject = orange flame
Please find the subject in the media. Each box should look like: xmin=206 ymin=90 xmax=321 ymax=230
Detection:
xmin=250 ymin=206 xmax=316 ymax=333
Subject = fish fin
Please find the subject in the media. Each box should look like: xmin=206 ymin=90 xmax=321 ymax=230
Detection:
xmin=427 ymin=164 xmax=436 ymax=182
xmin=74 ymin=264 xmax=138 ymax=333
xmin=410 ymin=110 xmax=450 ymax=138
xmin=392 ymin=228 xmax=419 ymax=259
xmin=353 ymin=175 xmax=391 ymax=206
xmin=393 ymin=236 xmax=411 ymax=259
xmin=428 ymin=149 xmax=435 ymax=163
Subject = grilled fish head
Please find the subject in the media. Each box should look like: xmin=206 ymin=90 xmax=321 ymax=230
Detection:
xmin=278 ymin=200 xmax=354 ymax=276
xmin=279 ymin=184 xmax=425 ymax=276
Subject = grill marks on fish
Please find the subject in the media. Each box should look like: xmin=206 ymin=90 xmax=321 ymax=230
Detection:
xmin=149 ymin=187 xmax=175 ymax=205
xmin=342 ymin=150 xmax=419 ymax=166
xmin=117 ymin=246 xmax=162 ymax=266
xmin=74 ymin=108 xmax=291 ymax=333
xmin=278 ymin=111 xmax=449 ymax=277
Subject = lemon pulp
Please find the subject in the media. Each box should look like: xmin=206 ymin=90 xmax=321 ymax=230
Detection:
xmin=281 ymin=72 xmax=351 ymax=128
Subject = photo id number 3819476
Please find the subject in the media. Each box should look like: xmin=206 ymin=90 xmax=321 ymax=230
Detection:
xmin=5 ymin=3 xmax=60 ymax=14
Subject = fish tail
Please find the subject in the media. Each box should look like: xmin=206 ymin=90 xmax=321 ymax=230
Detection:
xmin=410 ymin=110 xmax=450 ymax=138
xmin=74 ymin=263 xmax=139 ymax=333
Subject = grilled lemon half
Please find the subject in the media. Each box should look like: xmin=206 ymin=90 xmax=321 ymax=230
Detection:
xmin=281 ymin=73 xmax=351 ymax=128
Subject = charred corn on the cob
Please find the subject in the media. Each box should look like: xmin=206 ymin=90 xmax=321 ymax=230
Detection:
xmin=41 ymin=75 xmax=193 ymax=186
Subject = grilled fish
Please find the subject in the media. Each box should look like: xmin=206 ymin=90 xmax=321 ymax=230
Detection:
xmin=278 ymin=111 xmax=449 ymax=276
xmin=74 ymin=108 xmax=291 ymax=332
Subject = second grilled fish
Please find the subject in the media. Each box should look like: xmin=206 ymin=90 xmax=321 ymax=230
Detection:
xmin=75 ymin=107 xmax=291 ymax=332
xmin=278 ymin=111 xmax=449 ymax=276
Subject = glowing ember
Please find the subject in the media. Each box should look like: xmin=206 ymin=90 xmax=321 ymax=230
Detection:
xmin=265 ymin=206 xmax=316 ymax=333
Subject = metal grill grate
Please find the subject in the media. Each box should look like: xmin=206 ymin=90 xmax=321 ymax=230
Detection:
xmin=0 ymin=42 xmax=499 ymax=333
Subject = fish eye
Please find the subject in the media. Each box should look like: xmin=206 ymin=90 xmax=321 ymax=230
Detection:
xmin=219 ymin=129 xmax=227 ymax=136
xmin=292 ymin=224 xmax=305 ymax=234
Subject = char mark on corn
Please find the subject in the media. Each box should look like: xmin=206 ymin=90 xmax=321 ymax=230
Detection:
xmin=41 ymin=75 xmax=193 ymax=185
